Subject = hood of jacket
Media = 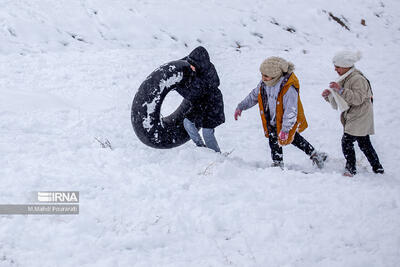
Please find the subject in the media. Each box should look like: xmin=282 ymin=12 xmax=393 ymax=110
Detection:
xmin=187 ymin=46 xmax=211 ymax=74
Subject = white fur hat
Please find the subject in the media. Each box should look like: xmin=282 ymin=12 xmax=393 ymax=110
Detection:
xmin=332 ymin=50 xmax=362 ymax=68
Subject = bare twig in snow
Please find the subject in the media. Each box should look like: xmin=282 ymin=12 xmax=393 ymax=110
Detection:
xmin=95 ymin=137 xmax=113 ymax=150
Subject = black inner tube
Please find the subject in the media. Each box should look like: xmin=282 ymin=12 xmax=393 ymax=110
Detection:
xmin=131 ymin=60 xmax=194 ymax=148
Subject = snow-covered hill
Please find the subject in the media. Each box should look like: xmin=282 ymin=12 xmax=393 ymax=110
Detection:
xmin=1 ymin=0 xmax=399 ymax=54
xmin=1 ymin=1 xmax=400 ymax=266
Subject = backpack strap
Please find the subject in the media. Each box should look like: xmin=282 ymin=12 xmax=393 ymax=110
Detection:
xmin=358 ymin=72 xmax=374 ymax=104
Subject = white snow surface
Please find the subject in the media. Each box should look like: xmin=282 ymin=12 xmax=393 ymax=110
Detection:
xmin=1 ymin=0 xmax=400 ymax=266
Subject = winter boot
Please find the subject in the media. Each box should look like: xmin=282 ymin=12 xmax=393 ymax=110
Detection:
xmin=271 ymin=160 xmax=284 ymax=169
xmin=373 ymin=166 xmax=384 ymax=174
xmin=343 ymin=170 xmax=354 ymax=177
xmin=310 ymin=151 xmax=328 ymax=169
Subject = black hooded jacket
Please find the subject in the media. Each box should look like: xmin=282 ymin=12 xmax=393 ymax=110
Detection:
xmin=182 ymin=46 xmax=225 ymax=129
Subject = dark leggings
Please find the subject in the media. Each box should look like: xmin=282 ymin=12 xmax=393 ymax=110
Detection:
xmin=341 ymin=133 xmax=383 ymax=174
xmin=268 ymin=127 xmax=315 ymax=162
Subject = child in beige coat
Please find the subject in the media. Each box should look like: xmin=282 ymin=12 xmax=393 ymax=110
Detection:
xmin=322 ymin=51 xmax=384 ymax=176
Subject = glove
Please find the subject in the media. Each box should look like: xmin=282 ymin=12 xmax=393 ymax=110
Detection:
xmin=234 ymin=109 xmax=242 ymax=120
xmin=279 ymin=131 xmax=289 ymax=141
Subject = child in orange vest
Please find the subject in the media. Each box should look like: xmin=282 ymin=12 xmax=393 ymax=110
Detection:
xmin=234 ymin=57 xmax=327 ymax=168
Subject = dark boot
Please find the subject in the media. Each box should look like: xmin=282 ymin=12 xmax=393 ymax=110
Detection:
xmin=310 ymin=151 xmax=328 ymax=169
xmin=373 ymin=166 xmax=384 ymax=174
xmin=271 ymin=160 xmax=284 ymax=169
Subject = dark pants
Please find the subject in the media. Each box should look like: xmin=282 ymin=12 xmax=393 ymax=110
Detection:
xmin=268 ymin=127 xmax=315 ymax=162
xmin=341 ymin=133 xmax=383 ymax=174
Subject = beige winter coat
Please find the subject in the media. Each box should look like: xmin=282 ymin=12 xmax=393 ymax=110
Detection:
xmin=338 ymin=69 xmax=374 ymax=136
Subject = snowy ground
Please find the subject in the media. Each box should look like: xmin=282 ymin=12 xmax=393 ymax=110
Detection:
xmin=1 ymin=1 xmax=400 ymax=266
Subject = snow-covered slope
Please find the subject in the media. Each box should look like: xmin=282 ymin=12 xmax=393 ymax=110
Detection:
xmin=1 ymin=0 xmax=399 ymax=54
xmin=1 ymin=1 xmax=400 ymax=266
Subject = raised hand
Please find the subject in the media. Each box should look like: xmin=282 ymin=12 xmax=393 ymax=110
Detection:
xmin=234 ymin=109 xmax=242 ymax=120
xmin=322 ymin=89 xmax=331 ymax=98
xmin=279 ymin=131 xmax=289 ymax=141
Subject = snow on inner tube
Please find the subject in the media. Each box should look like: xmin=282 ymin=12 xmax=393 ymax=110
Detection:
xmin=131 ymin=60 xmax=193 ymax=149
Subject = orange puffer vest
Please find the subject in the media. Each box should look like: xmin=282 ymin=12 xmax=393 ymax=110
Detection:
xmin=257 ymin=73 xmax=308 ymax=146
